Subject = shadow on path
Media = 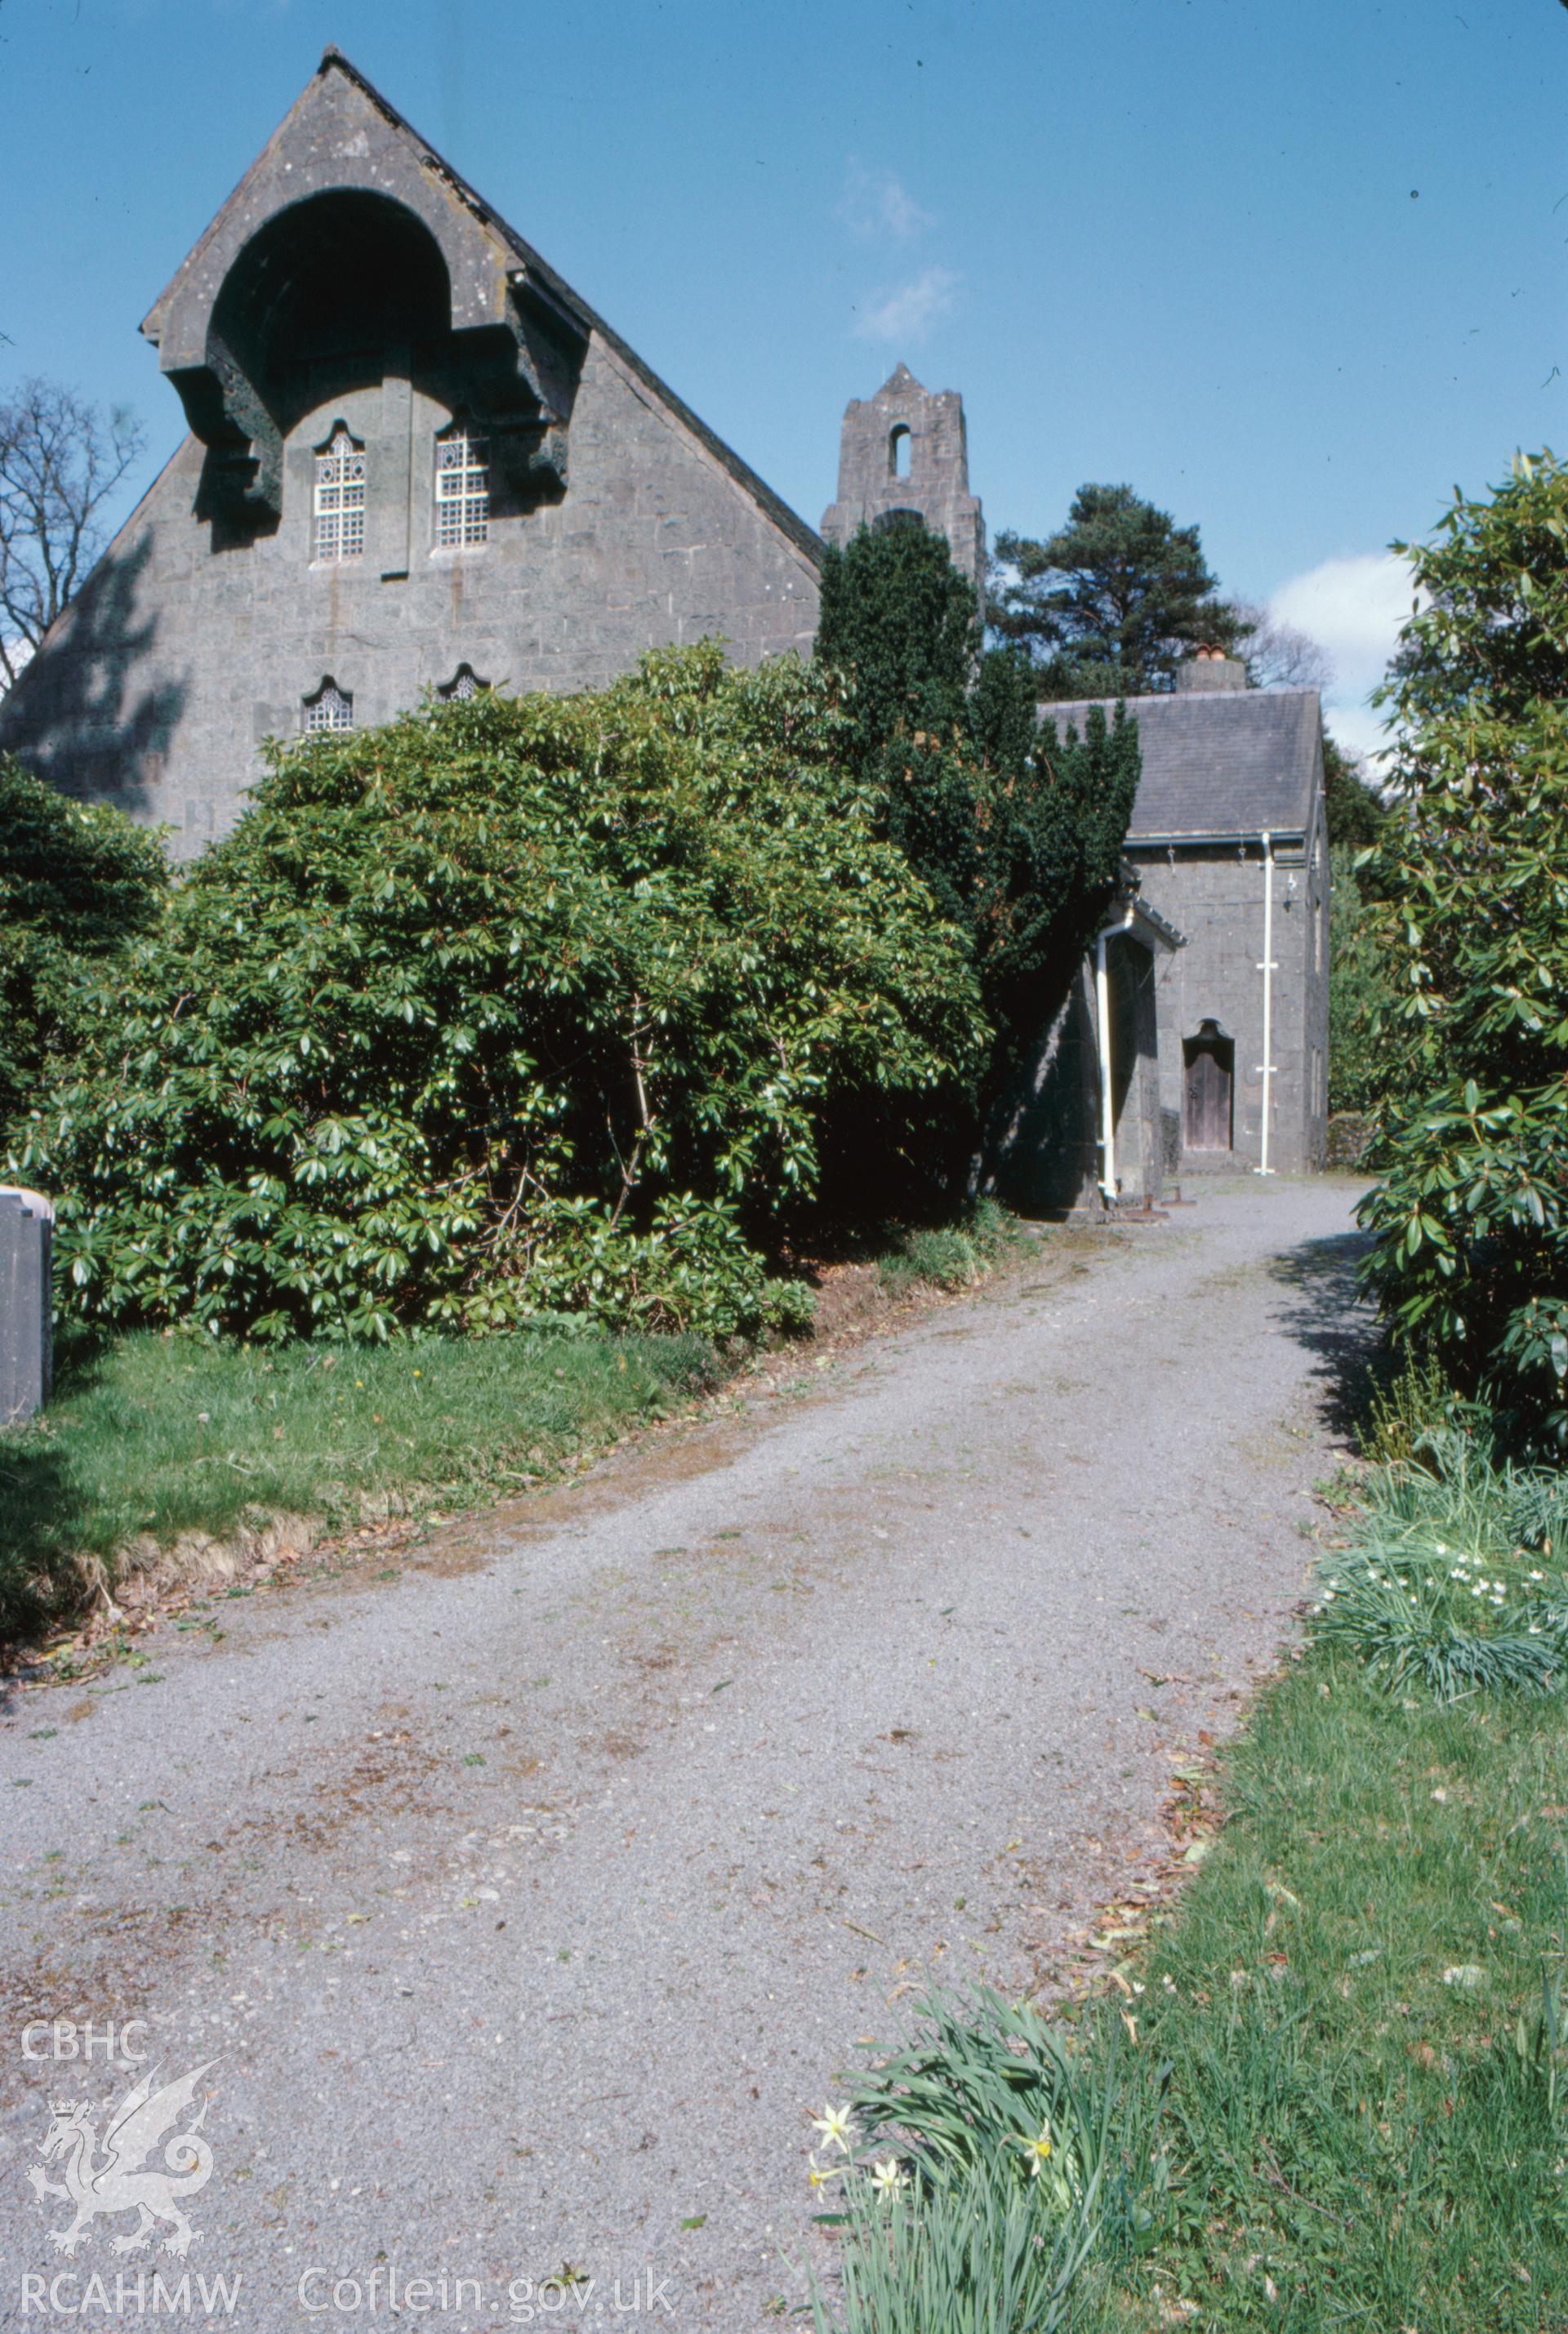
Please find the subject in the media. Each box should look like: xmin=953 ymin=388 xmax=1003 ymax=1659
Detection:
xmin=1269 ymin=1226 xmax=1382 ymax=1444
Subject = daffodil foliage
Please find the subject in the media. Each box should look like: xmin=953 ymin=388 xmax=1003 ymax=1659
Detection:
xmin=14 ymin=646 xmax=983 ymax=1342
xmin=1360 ymin=452 xmax=1568 ymax=1447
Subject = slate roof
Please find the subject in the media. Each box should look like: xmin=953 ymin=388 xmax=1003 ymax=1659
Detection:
xmin=1041 ymin=688 xmax=1322 ymax=842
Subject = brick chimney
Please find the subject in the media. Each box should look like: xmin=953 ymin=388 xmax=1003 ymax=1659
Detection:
xmin=1176 ymin=644 xmax=1246 ymax=693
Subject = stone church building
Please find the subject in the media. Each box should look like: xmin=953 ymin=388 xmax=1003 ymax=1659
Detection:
xmin=0 ymin=45 xmax=1328 ymax=1191
xmin=0 ymin=48 xmax=823 ymax=852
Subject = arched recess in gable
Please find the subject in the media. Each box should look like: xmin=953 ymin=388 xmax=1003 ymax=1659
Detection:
xmin=169 ymin=189 xmax=584 ymax=545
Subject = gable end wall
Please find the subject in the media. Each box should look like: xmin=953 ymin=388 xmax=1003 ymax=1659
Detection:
xmin=0 ymin=329 xmax=821 ymax=848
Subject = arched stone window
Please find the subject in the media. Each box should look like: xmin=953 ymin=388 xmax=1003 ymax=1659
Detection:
xmin=434 ymin=422 xmax=488 ymax=548
xmin=437 ymin=665 xmax=488 ymax=702
xmin=313 ymin=425 xmax=366 ymax=563
xmin=303 ymin=678 xmax=354 ymax=734
xmin=889 ymin=422 xmax=911 ymax=479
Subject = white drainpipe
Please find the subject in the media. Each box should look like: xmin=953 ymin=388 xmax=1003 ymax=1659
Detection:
xmin=1255 ymin=831 xmax=1276 ymax=1176
xmin=1095 ymin=931 xmax=1116 ymax=1202
xmin=1095 ymin=905 xmax=1138 ymax=1205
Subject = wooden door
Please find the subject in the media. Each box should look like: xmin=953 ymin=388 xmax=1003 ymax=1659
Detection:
xmin=1184 ymin=1032 xmax=1232 ymax=1151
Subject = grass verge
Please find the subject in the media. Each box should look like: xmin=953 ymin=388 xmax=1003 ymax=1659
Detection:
xmin=806 ymin=1441 xmax=1568 ymax=2330
xmin=1 ymin=1205 xmax=1036 ymax=1658
xmin=1076 ymin=1485 xmax=1568 ymax=2328
xmin=0 ymin=1325 xmax=719 ymax=1650
xmin=875 ymin=1198 xmax=1027 ymax=1299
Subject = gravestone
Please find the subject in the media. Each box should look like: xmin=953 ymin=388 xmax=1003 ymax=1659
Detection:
xmin=0 ymin=1187 xmax=53 ymax=1423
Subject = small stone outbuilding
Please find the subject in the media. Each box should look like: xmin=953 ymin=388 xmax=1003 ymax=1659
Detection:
xmin=1044 ymin=657 xmax=1330 ymax=1177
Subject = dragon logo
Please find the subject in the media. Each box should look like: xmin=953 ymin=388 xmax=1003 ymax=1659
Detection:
xmin=26 ymin=2060 xmax=217 ymax=2256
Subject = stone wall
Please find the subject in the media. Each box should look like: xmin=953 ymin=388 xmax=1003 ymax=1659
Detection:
xmin=0 ymin=336 xmax=821 ymax=849
xmin=1130 ymin=811 xmax=1330 ymax=1175
xmin=821 ymin=364 xmax=984 ymax=586
xmin=990 ymin=933 xmax=1164 ymax=1216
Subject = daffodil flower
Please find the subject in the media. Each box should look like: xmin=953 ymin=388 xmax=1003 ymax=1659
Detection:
xmin=869 ymin=2158 xmax=906 ymax=2198
xmin=810 ymin=2102 xmax=857 ymax=2156
xmin=806 ymin=2152 xmax=844 ymax=2191
xmin=1014 ymin=2122 xmax=1055 ymax=2176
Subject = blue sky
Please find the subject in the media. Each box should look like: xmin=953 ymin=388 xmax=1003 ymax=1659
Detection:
xmin=4 ymin=0 xmax=1566 ymax=750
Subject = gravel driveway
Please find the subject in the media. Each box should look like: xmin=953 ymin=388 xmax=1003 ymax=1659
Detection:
xmin=0 ymin=1177 xmax=1372 ymax=2330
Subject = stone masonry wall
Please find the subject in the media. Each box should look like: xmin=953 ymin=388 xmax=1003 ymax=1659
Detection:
xmin=820 ymin=364 xmax=984 ymax=586
xmin=1131 ymin=831 xmax=1329 ymax=1176
xmin=0 ymin=334 xmax=821 ymax=851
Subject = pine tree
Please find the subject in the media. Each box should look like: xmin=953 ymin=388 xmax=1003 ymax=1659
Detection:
xmin=992 ymin=483 xmax=1241 ymax=697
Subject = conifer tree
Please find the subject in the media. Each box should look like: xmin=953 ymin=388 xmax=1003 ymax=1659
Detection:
xmin=815 ymin=519 xmax=1140 ymax=1122
xmin=992 ymin=483 xmax=1241 ymax=697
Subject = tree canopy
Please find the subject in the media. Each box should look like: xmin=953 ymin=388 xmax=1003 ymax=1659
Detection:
xmin=12 ymin=648 xmax=983 ymax=1343
xmin=817 ymin=519 xmax=1139 ymax=1119
xmin=0 ymin=380 xmax=145 ymax=689
xmin=1357 ymin=452 xmax=1568 ymax=1447
xmin=0 ymin=753 xmax=167 ymax=1135
xmin=991 ymin=484 xmax=1242 ymax=699
xmin=1322 ymin=734 xmax=1388 ymax=853
xmin=817 ymin=519 xmax=978 ymax=755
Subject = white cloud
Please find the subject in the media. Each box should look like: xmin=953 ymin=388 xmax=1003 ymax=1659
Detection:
xmin=1267 ymin=551 xmax=1421 ymax=763
xmin=853 ymin=266 xmax=960 ymax=345
xmin=840 ymin=163 xmax=932 ymax=242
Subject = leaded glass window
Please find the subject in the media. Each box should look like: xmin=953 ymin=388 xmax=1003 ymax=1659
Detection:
xmin=313 ymin=426 xmax=366 ymax=563
xmin=434 ymin=425 xmax=488 ymax=548
xmin=303 ymin=679 xmax=354 ymax=733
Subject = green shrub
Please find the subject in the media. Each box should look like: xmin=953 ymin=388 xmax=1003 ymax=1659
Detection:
xmin=1327 ymin=843 xmax=1405 ymax=1116
xmin=0 ymin=753 xmax=167 ymax=1134
xmin=876 ymin=1198 xmax=1022 ymax=1297
xmin=1358 ymin=452 xmax=1568 ymax=1447
xmin=1361 ymin=1348 xmax=1467 ymax=1465
xmin=1310 ymin=1431 xmax=1568 ymax=1700
xmin=1321 ymin=733 xmax=1388 ymax=853
xmin=12 ymin=647 xmax=983 ymax=1343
